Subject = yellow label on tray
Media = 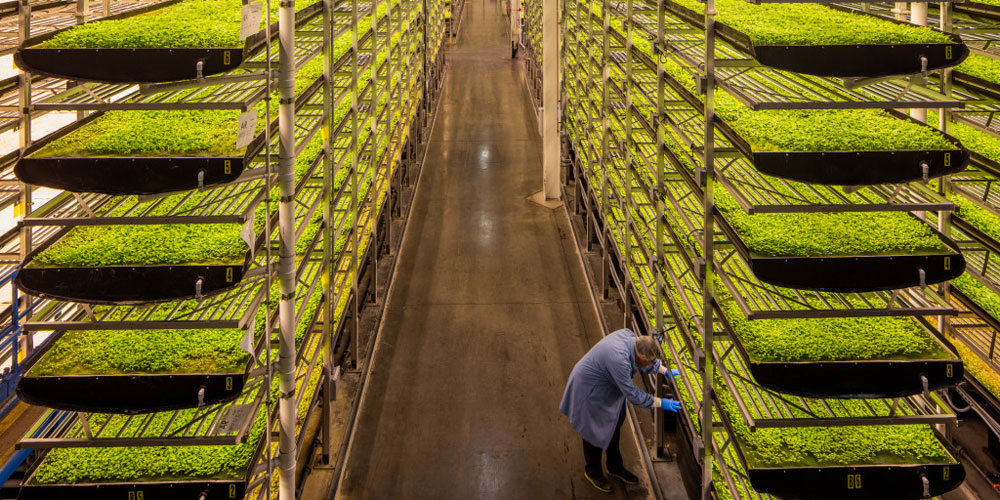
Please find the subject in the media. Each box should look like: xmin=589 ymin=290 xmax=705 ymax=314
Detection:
xmin=847 ymin=474 xmax=862 ymax=490
xmin=128 ymin=492 xmax=144 ymax=500
xmin=947 ymin=364 xmax=954 ymax=378
xmin=225 ymin=160 xmax=232 ymax=175
xmin=224 ymin=51 xmax=232 ymax=65
xmin=944 ymin=256 xmax=951 ymax=271
xmin=944 ymin=153 xmax=951 ymax=167
xmin=946 ymin=46 xmax=953 ymax=60
xmin=226 ymin=268 xmax=234 ymax=282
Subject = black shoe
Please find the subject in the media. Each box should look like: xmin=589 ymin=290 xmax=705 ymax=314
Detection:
xmin=584 ymin=471 xmax=614 ymax=493
xmin=608 ymin=468 xmax=639 ymax=485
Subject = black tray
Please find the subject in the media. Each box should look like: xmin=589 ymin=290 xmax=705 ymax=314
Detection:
xmin=16 ymin=262 xmax=247 ymax=305
xmin=14 ymin=330 xmax=252 ymax=413
xmin=14 ymin=112 xmax=259 ymax=195
xmin=17 ymin=434 xmax=266 ymax=500
xmin=716 ymin=213 xmax=966 ymax=293
xmin=724 ymin=410 xmax=967 ymax=500
xmin=15 ymin=46 xmax=248 ymax=84
xmin=718 ymin=113 xmax=968 ymax=186
xmin=748 ymin=459 xmax=965 ymax=500
xmin=664 ymin=0 xmax=968 ymax=78
xmin=14 ymin=2 xmax=322 ymax=83
xmin=16 ymin=372 xmax=248 ymax=414
xmin=18 ymin=479 xmax=247 ymax=500
xmin=716 ymin=308 xmax=964 ymax=399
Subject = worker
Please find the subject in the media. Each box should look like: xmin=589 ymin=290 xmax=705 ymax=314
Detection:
xmin=559 ymin=329 xmax=682 ymax=493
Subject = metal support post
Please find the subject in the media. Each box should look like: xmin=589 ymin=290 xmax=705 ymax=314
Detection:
xmin=910 ymin=2 xmax=928 ymax=122
xmin=320 ymin=0 xmax=335 ymax=464
xmin=542 ymin=0 xmax=560 ymax=199
xmin=277 ymin=0 xmax=298 ymax=495
xmin=654 ymin=0 xmax=667 ymax=459
xmin=349 ymin=0 xmax=361 ymax=370
xmin=510 ymin=0 xmax=521 ymax=57
xmin=937 ymin=1 xmax=953 ymax=336
xmin=623 ymin=0 xmax=634 ymax=328
xmin=701 ymin=0 xmax=717 ymax=496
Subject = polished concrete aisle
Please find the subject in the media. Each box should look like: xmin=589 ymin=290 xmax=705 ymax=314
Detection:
xmin=334 ymin=0 xmax=652 ymax=498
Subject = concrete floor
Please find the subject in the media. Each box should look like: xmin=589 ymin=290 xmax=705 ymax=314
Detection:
xmin=333 ymin=1 xmax=653 ymax=498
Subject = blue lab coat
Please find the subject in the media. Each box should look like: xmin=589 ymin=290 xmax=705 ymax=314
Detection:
xmin=559 ymin=329 xmax=661 ymax=449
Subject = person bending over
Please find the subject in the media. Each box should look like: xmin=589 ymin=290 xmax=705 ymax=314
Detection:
xmin=559 ymin=329 xmax=682 ymax=493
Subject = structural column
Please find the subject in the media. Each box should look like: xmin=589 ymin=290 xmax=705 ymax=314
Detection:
xmin=542 ymin=0 xmax=560 ymax=199
xmin=277 ymin=0 xmax=298 ymax=496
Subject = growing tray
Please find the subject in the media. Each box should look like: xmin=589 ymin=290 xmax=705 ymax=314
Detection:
xmin=664 ymin=0 xmax=968 ymax=78
xmin=14 ymin=332 xmax=252 ymax=414
xmin=14 ymin=113 xmax=267 ymax=195
xmin=717 ymin=309 xmax=964 ymax=399
xmin=716 ymin=214 xmax=966 ymax=293
xmin=13 ymin=1 xmax=322 ymax=83
xmin=717 ymin=113 xmax=969 ymax=186
xmin=953 ymin=1 xmax=1000 ymax=21
xmin=724 ymin=414 xmax=966 ymax=500
xmin=17 ymin=435 xmax=266 ymax=500
xmin=16 ymin=231 xmax=252 ymax=304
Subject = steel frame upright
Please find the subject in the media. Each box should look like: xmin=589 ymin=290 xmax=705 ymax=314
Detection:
xmin=699 ymin=0 xmax=717 ymax=496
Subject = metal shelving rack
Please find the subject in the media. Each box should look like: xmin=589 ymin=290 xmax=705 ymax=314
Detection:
xmin=558 ymin=0 xmax=977 ymax=496
xmin=2 ymin=0 xmax=444 ymax=495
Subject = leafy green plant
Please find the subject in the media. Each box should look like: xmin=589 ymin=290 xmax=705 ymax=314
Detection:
xmin=929 ymin=110 xmax=1000 ymax=166
xmin=718 ymin=294 xmax=950 ymax=363
xmin=31 ymin=130 xmax=330 ymax=268
xmin=33 ymin=384 xmax=269 ymax=484
xmin=618 ymin=23 xmax=955 ymax=153
xmin=956 ymin=53 xmax=1000 ymax=84
xmin=670 ymin=0 xmax=949 ymax=46
xmin=29 ymin=328 xmax=248 ymax=376
xmin=37 ymin=0 xmax=313 ymax=49
xmin=953 ymin=195 xmax=1000 ymax=243
xmin=716 ymin=191 xmax=947 ymax=257
xmin=34 ymin=53 xmax=330 ymax=159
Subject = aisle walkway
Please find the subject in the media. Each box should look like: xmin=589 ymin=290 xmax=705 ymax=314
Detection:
xmin=335 ymin=0 xmax=652 ymax=498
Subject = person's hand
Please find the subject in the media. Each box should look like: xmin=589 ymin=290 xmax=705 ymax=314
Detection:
xmin=660 ymin=398 xmax=682 ymax=412
xmin=668 ymin=369 xmax=681 ymax=379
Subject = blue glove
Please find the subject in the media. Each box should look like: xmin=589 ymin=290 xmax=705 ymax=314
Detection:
xmin=668 ymin=369 xmax=681 ymax=379
xmin=660 ymin=398 xmax=682 ymax=412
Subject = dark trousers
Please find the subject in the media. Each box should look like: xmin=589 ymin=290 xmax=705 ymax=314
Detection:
xmin=583 ymin=403 xmax=627 ymax=476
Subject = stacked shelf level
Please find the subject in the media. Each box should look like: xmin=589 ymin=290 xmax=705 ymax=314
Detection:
xmin=558 ymin=0 xmax=979 ymax=497
xmin=5 ymin=0 xmax=445 ymax=496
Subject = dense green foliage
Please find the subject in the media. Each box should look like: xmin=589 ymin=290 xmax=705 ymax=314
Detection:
xmin=928 ymin=110 xmax=1000 ymax=166
xmin=671 ymin=0 xmax=949 ymax=46
xmin=953 ymin=195 xmax=1000 ymax=243
xmin=957 ymin=53 xmax=1000 ymax=84
xmin=571 ymin=1 xmax=956 ymax=474
xmin=717 ymin=192 xmax=947 ymax=257
xmin=33 ymin=223 xmax=246 ymax=267
xmin=718 ymin=294 xmax=949 ymax=363
xmin=618 ymin=19 xmax=955 ymax=153
xmin=37 ymin=0 xmax=312 ymax=49
xmin=716 ymin=378 xmax=951 ymax=467
xmin=951 ymin=336 xmax=1000 ymax=397
xmin=36 ymin=110 xmax=244 ymax=158
xmin=953 ymin=273 xmax=1000 ymax=322
xmin=720 ymin=105 xmax=953 ymax=153
xmin=35 ymin=56 xmax=327 ymax=159
xmin=33 ymin=384 xmax=268 ymax=483
xmin=30 ymin=328 xmax=247 ymax=376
